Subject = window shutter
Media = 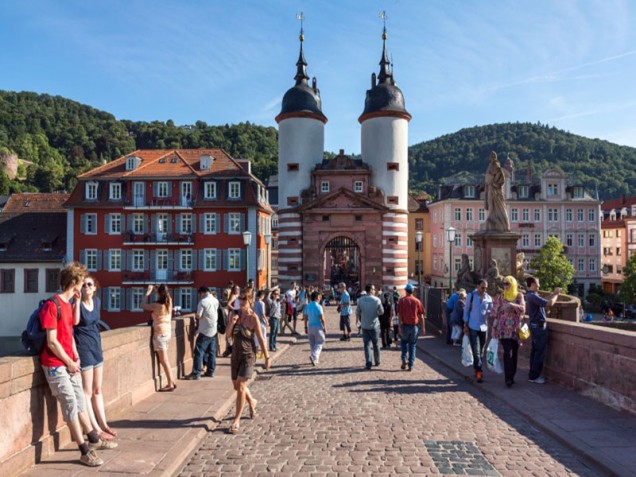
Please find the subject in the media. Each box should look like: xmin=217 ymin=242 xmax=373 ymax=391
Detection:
xmin=103 ymin=288 xmax=110 ymax=311
xmin=96 ymin=251 xmax=103 ymax=271
xmin=79 ymin=249 xmax=86 ymax=265
xmin=215 ymin=213 xmax=220 ymax=234
xmin=199 ymin=250 xmax=206 ymax=270
xmin=224 ymin=250 xmax=229 ymax=271
xmin=80 ymin=214 xmax=86 ymax=234
xmin=167 ymin=216 xmax=172 ymax=234
xmin=105 ymin=214 xmax=111 ymax=234
xmin=176 ymin=250 xmax=182 ymax=271
xmin=104 ymin=250 xmax=111 ymax=271
xmin=127 ymin=288 xmax=133 ymax=311
xmin=167 ymin=251 xmax=174 ymax=275
xmin=174 ymin=288 xmax=182 ymax=308
xmin=166 ymin=182 xmax=172 ymax=197
xmin=191 ymin=288 xmax=198 ymax=311
xmin=126 ymin=250 xmax=133 ymax=271
xmin=191 ymin=214 xmax=196 ymax=233
xmin=143 ymin=214 xmax=149 ymax=233
xmin=126 ymin=214 xmax=133 ymax=232
xmin=120 ymin=288 xmax=126 ymax=311
xmin=199 ymin=214 xmax=206 ymax=233
xmin=151 ymin=215 xmax=157 ymax=233
xmin=176 ymin=214 xmax=182 ymax=234
xmin=153 ymin=182 xmax=159 ymax=197
xmin=144 ymin=251 xmax=150 ymax=271
xmin=224 ymin=214 xmax=229 ymax=233
xmin=120 ymin=250 xmax=126 ymax=271
xmin=216 ymin=250 xmax=222 ymax=271
xmin=191 ymin=250 xmax=198 ymax=271
xmin=240 ymin=213 xmax=246 ymax=233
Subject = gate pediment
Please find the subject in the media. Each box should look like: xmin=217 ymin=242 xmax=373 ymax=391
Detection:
xmin=298 ymin=187 xmax=388 ymax=212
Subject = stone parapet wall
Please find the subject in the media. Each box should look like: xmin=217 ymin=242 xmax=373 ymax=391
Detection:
xmin=0 ymin=315 xmax=197 ymax=477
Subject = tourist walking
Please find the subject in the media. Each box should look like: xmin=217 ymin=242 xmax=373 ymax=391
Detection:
xmin=397 ymin=284 xmax=425 ymax=371
xmin=39 ymin=262 xmax=116 ymax=467
xmin=356 ymin=284 xmax=384 ymax=369
xmin=491 ymin=276 xmax=525 ymax=387
xmin=185 ymin=287 xmax=220 ymax=380
xmin=143 ymin=284 xmax=176 ymax=392
xmin=445 ymin=289 xmax=460 ymax=345
xmin=223 ymin=285 xmax=241 ymax=357
xmin=303 ymin=290 xmax=326 ymax=365
xmin=253 ymin=290 xmax=267 ymax=358
xmin=450 ymin=290 xmax=467 ymax=345
xmin=74 ymin=276 xmax=117 ymax=441
xmin=226 ymin=288 xmax=271 ymax=434
xmin=379 ymin=292 xmax=393 ymax=349
xmin=462 ymin=279 xmax=493 ymax=383
xmin=285 ymin=281 xmax=299 ymax=334
xmin=525 ymin=276 xmax=561 ymax=384
xmin=338 ymin=282 xmax=352 ymax=341
xmin=268 ymin=289 xmax=282 ymax=351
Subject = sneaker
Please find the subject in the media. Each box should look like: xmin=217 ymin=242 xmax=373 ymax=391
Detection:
xmin=309 ymin=355 xmax=315 ymax=366
xmin=185 ymin=373 xmax=200 ymax=380
xmin=408 ymin=366 xmax=412 ymax=372
xmin=340 ymin=336 xmax=347 ymax=341
xmin=401 ymin=361 xmax=407 ymax=370
xmin=89 ymin=439 xmax=118 ymax=450
xmin=203 ymin=373 xmax=215 ymax=378
xmin=374 ymin=362 xmax=380 ymax=367
xmin=475 ymin=371 xmax=484 ymax=383
xmin=529 ymin=376 xmax=546 ymax=384
xmin=80 ymin=449 xmax=103 ymax=467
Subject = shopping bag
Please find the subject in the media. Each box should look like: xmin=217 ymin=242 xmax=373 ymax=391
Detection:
xmin=518 ymin=323 xmax=530 ymax=340
xmin=486 ymin=338 xmax=503 ymax=374
xmin=461 ymin=335 xmax=473 ymax=367
xmin=451 ymin=325 xmax=462 ymax=341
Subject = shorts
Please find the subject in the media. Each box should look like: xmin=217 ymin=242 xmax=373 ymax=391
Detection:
xmin=42 ymin=365 xmax=87 ymax=422
xmin=231 ymin=355 xmax=255 ymax=381
xmin=80 ymin=361 xmax=104 ymax=372
xmin=152 ymin=334 xmax=171 ymax=352
xmin=340 ymin=314 xmax=351 ymax=332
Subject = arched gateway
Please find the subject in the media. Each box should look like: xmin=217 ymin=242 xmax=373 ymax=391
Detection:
xmin=323 ymin=236 xmax=360 ymax=289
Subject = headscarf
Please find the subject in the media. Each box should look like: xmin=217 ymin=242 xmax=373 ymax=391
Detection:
xmin=502 ymin=275 xmax=518 ymax=302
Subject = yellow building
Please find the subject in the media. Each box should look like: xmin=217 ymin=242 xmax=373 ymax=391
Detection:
xmin=408 ymin=195 xmax=431 ymax=286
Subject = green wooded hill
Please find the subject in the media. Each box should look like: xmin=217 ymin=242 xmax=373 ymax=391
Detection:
xmin=409 ymin=122 xmax=636 ymax=199
xmin=1 ymin=90 xmax=635 ymax=199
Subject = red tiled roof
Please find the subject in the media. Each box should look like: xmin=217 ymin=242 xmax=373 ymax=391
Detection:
xmin=602 ymin=195 xmax=636 ymax=211
xmin=2 ymin=193 xmax=70 ymax=213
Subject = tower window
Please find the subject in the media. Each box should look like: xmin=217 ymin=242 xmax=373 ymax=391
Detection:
xmin=287 ymin=163 xmax=299 ymax=172
xmin=322 ymin=215 xmax=330 ymax=222
xmin=387 ymin=163 xmax=399 ymax=171
xmin=387 ymin=196 xmax=399 ymax=205
xmin=287 ymin=197 xmax=299 ymax=206
xmin=321 ymin=181 xmax=330 ymax=193
xmin=355 ymin=215 xmax=363 ymax=221
xmin=354 ymin=181 xmax=364 ymax=193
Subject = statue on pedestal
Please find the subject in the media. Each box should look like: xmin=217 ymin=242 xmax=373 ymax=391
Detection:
xmin=485 ymin=258 xmax=504 ymax=296
xmin=456 ymin=253 xmax=480 ymax=291
xmin=484 ymin=152 xmax=510 ymax=232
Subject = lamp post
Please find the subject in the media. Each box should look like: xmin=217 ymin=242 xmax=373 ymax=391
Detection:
xmin=446 ymin=226 xmax=457 ymax=293
xmin=415 ymin=231 xmax=423 ymax=290
xmin=264 ymin=233 xmax=272 ymax=289
xmin=242 ymin=231 xmax=252 ymax=286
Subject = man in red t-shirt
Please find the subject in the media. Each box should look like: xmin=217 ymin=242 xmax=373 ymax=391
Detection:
xmin=39 ymin=262 xmax=116 ymax=467
xmin=397 ymin=284 xmax=425 ymax=371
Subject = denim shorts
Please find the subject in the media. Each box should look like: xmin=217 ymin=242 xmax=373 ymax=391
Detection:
xmin=42 ymin=365 xmax=86 ymax=422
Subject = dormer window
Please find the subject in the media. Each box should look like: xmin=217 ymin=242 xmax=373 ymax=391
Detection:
xmin=547 ymin=183 xmax=559 ymax=197
xmin=41 ymin=241 xmax=53 ymax=252
xmin=126 ymin=156 xmax=141 ymax=171
xmin=321 ymin=181 xmax=330 ymax=193
xmin=464 ymin=185 xmax=476 ymax=198
xmin=229 ymin=181 xmax=240 ymax=199
xmin=109 ymin=182 xmax=121 ymax=200
xmin=204 ymin=181 xmax=217 ymax=199
xmin=572 ymin=187 xmax=584 ymax=199
xmin=200 ymin=155 xmax=213 ymax=170
xmin=517 ymin=185 xmax=529 ymax=198
xmin=86 ymin=182 xmax=98 ymax=200
xmin=354 ymin=181 xmax=364 ymax=193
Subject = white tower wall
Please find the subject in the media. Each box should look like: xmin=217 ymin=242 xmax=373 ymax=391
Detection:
xmin=361 ymin=116 xmax=409 ymax=210
xmin=278 ymin=117 xmax=325 ymax=206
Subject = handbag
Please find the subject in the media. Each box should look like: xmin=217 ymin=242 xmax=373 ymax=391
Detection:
xmin=486 ymin=338 xmax=503 ymax=374
xmin=451 ymin=325 xmax=462 ymax=341
xmin=518 ymin=323 xmax=530 ymax=340
xmin=461 ymin=335 xmax=473 ymax=367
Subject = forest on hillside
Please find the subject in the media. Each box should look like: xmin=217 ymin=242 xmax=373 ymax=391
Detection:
xmin=1 ymin=91 xmax=635 ymax=199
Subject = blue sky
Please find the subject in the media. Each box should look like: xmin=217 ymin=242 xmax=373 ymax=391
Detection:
xmin=2 ymin=0 xmax=636 ymax=154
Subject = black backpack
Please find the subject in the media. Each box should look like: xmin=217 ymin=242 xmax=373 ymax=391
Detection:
xmin=217 ymin=306 xmax=227 ymax=335
xmin=21 ymin=296 xmax=62 ymax=355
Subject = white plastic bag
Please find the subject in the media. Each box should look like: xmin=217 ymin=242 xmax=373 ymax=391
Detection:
xmin=451 ymin=325 xmax=462 ymax=341
xmin=486 ymin=338 xmax=503 ymax=374
xmin=461 ymin=334 xmax=473 ymax=367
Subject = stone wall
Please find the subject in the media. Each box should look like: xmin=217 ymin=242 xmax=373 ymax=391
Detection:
xmin=0 ymin=315 xmax=197 ymax=477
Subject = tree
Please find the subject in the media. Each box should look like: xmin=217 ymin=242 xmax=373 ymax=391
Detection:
xmin=618 ymin=253 xmax=636 ymax=305
xmin=529 ymin=236 xmax=575 ymax=291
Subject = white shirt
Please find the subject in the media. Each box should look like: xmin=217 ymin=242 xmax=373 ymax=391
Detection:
xmin=197 ymin=294 xmax=220 ymax=337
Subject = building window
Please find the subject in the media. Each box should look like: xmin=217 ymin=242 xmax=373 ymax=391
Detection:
xmin=511 ymin=208 xmax=518 ymax=222
xmin=566 ymin=209 xmax=573 ymax=222
xmin=387 ymin=196 xmax=398 ymax=205
xmin=131 ymin=288 xmax=144 ymax=311
xmin=86 ymin=182 xmax=98 ymax=200
xmin=573 ymin=187 xmax=584 ymax=199
xmin=589 ymin=234 xmax=596 ymax=247
xmin=287 ymin=163 xmax=299 ymax=171
xmin=321 ymin=181 xmax=330 ymax=193
xmin=83 ymin=213 xmax=97 ymax=235
xmin=433 ymin=235 xmax=438 ymax=248
xmin=85 ymin=249 xmax=98 ymax=271
xmin=229 ymin=182 xmax=240 ymax=199
xmin=204 ymin=249 xmax=218 ymax=271
xmin=179 ymin=288 xmax=193 ymax=311
xmin=132 ymin=250 xmax=145 ymax=271
xmin=533 ymin=209 xmax=541 ymax=222
xmin=24 ymin=269 xmax=38 ymax=293
xmin=617 ymin=229 xmax=622 ymax=238
xmin=126 ymin=156 xmax=139 ymax=170
xmin=617 ymin=247 xmax=622 ymax=256
xmin=588 ymin=209 xmax=595 ymax=222
xmin=387 ymin=162 xmax=399 ymax=171
xmin=464 ymin=185 xmax=475 ymax=198
xmin=46 ymin=268 xmax=60 ymax=293
xmin=578 ymin=233 xmax=585 ymax=248
xmin=109 ymin=214 xmax=122 ymax=234
xmin=589 ymin=258 xmax=596 ymax=272
xmin=478 ymin=208 xmax=485 ymax=222
xmin=0 ymin=269 xmax=15 ymax=293
xmin=522 ymin=208 xmax=529 ymax=222
xmin=180 ymin=250 xmax=193 ymax=271
xmin=454 ymin=234 xmax=462 ymax=247
xmin=228 ymin=249 xmax=241 ymax=271
xmin=204 ymin=213 xmax=217 ymax=234
xmin=466 ymin=235 xmax=473 ymax=247
xmin=465 ymin=208 xmax=474 ymax=221
xmin=109 ymin=287 xmax=121 ymax=311
xmin=157 ymin=182 xmax=169 ymax=198
xmin=577 ymin=209 xmax=584 ymax=221
xmin=518 ymin=185 xmax=529 ymax=198
xmin=566 ymin=233 xmax=573 ymax=247
xmin=109 ymin=249 xmax=122 ymax=271
xmin=522 ymin=234 xmax=530 ymax=248
xmin=354 ymin=181 xmax=364 ymax=193
xmin=534 ymin=234 xmax=542 ymax=248
xmin=454 ymin=208 xmax=461 ymax=221
xmin=548 ymin=208 xmax=558 ymax=222
xmin=578 ymin=258 xmax=585 ymax=272
xmin=109 ymin=182 xmax=121 ymax=201
xmin=229 ymin=213 xmax=241 ymax=234
xmin=133 ymin=214 xmax=144 ymax=234
xmin=415 ymin=218 xmax=423 ymax=230
xmin=204 ymin=182 xmax=217 ymax=199
xmin=547 ymin=183 xmax=558 ymax=197
xmin=180 ymin=214 xmax=193 ymax=234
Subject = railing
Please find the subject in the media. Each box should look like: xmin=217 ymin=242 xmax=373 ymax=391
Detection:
xmin=124 ymin=198 xmax=195 ymax=208
xmin=122 ymin=270 xmax=194 ymax=283
xmin=123 ymin=231 xmax=194 ymax=244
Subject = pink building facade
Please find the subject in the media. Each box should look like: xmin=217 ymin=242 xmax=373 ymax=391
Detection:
xmin=428 ymin=165 xmax=601 ymax=296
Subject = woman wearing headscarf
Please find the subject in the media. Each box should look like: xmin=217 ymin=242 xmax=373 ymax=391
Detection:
xmin=491 ymin=276 xmax=525 ymax=387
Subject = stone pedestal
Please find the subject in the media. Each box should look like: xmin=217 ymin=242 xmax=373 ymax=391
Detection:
xmin=471 ymin=231 xmax=520 ymax=278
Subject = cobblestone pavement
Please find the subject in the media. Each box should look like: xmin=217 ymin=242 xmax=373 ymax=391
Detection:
xmin=179 ymin=308 xmax=599 ymax=477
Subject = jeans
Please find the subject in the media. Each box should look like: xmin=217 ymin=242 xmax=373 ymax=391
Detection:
xmin=529 ymin=321 xmax=548 ymax=380
xmin=445 ymin=308 xmax=453 ymax=344
xmin=400 ymin=324 xmax=419 ymax=368
xmin=362 ymin=327 xmax=380 ymax=368
xmin=308 ymin=326 xmax=325 ymax=362
xmin=269 ymin=317 xmax=280 ymax=350
xmin=500 ymin=338 xmax=519 ymax=383
xmin=380 ymin=320 xmax=392 ymax=347
xmin=468 ymin=329 xmax=487 ymax=372
xmin=192 ymin=334 xmax=217 ymax=376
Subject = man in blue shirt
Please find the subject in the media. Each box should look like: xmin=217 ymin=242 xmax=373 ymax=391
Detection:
xmin=525 ymin=276 xmax=561 ymax=384
xmin=338 ymin=282 xmax=352 ymax=341
xmin=303 ymin=291 xmax=326 ymax=366
xmin=463 ymin=279 xmax=493 ymax=383
xmin=445 ymin=290 xmax=461 ymax=345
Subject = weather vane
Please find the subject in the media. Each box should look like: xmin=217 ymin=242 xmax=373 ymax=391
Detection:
xmin=379 ymin=10 xmax=387 ymax=36
xmin=296 ymin=12 xmax=305 ymax=41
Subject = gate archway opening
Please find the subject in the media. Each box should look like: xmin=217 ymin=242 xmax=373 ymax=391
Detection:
xmin=323 ymin=236 xmax=360 ymax=289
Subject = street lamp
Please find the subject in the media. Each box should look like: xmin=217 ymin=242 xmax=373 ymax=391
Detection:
xmin=264 ymin=233 xmax=272 ymax=289
xmin=242 ymin=231 xmax=252 ymax=285
xmin=446 ymin=226 xmax=457 ymax=292
xmin=415 ymin=231 xmax=423 ymax=290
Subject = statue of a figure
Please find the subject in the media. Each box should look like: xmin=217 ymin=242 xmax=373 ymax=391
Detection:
xmin=484 ymin=152 xmax=510 ymax=232
xmin=485 ymin=258 xmax=504 ymax=296
xmin=456 ymin=253 xmax=479 ymax=291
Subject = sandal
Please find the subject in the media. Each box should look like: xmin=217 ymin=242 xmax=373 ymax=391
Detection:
xmin=99 ymin=431 xmax=114 ymax=441
xmin=103 ymin=426 xmax=118 ymax=437
xmin=159 ymin=384 xmax=177 ymax=392
xmin=249 ymin=400 xmax=258 ymax=419
xmin=228 ymin=423 xmax=240 ymax=434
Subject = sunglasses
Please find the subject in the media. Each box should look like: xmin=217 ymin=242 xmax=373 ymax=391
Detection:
xmin=503 ymin=282 xmax=511 ymax=287
xmin=83 ymin=283 xmax=94 ymax=288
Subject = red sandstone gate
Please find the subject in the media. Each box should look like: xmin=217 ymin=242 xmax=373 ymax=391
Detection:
xmin=324 ymin=236 xmax=360 ymax=289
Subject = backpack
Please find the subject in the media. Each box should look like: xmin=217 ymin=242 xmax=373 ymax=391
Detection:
xmin=217 ymin=306 xmax=227 ymax=335
xmin=21 ymin=296 xmax=62 ymax=356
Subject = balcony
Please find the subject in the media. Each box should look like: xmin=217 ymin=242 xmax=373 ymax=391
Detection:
xmin=123 ymin=231 xmax=194 ymax=246
xmin=123 ymin=196 xmax=194 ymax=210
xmin=122 ymin=270 xmax=194 ymax=285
